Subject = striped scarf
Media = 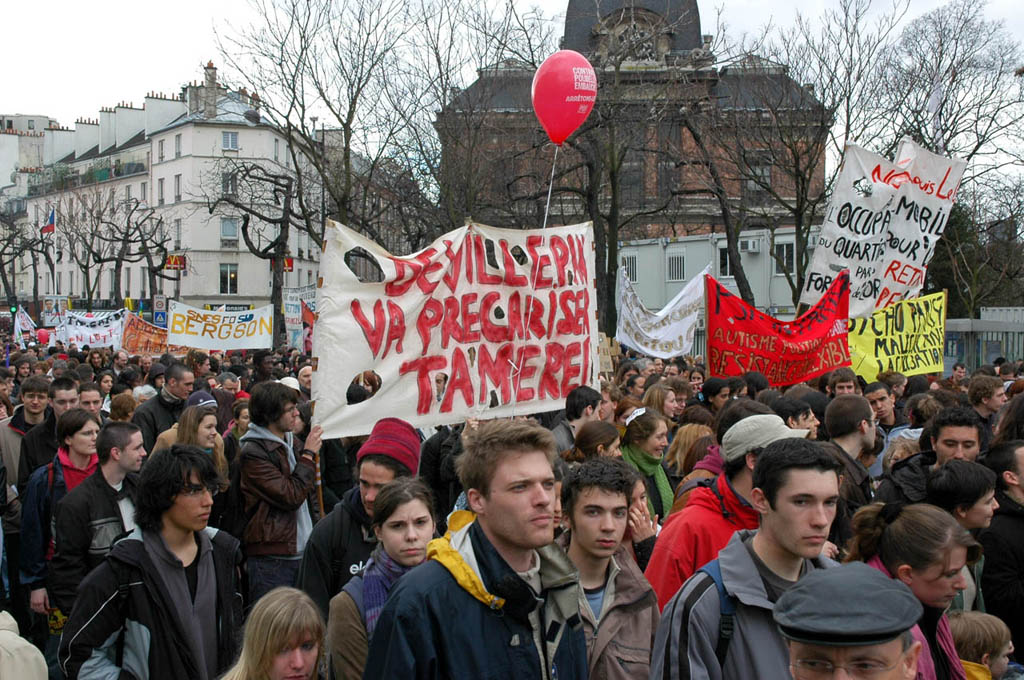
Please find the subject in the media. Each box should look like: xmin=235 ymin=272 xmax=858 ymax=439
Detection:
xmin=362 ymin=545 xmax=415 ymax=637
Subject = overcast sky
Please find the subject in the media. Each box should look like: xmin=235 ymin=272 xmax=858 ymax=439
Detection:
xmin=3 ymin=0 xmax=1021 ymax=127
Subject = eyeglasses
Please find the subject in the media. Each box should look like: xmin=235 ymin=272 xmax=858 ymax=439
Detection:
xmin=180 ymin=483 xmax=219 ymax=498
xmin=791 ymin=657 xmax=903 ymax=679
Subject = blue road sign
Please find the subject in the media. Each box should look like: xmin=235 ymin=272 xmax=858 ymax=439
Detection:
xmin=154 ymin=311 xmax=167 ymax=328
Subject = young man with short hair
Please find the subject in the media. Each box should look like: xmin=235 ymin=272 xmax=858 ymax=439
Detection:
xmin=651 ymin=438 xmax=841 ymax=679
xmin=979 ymin=440 xmax=1024 ymax=647
xmin=926 ymin=459 xmax=998 ymax=612
xmin=365 ymin=419 xmax=588 ymax=680
xmin=772 ymin=397 xmax=819 ymax=439
xmin=48 ymin=421 xmax=145 ymax=615
xmin=822 ymin=395 xmax=875 ymax=547
xmin=237 ymin=381 xmax=323 ymax=603
xmin=864 ymin=381 xmax=905 ymax=435
xmin=550 ymin=385 xmax=602 ymax=453
xmin=828 ymin=367 xmax=859 ymax=397
xmin=19 ymin=376 xmax=79 ymax=484
xmin=969 ymin=375 xmax=1006 ymax=450
xmin=773 ymin=562 xmax=923 ymax=680
xmin=295 ymin=416 xmax=420 ymax=617
xmin=58 ymin=446 xmax=243 ymax=680
xmin=559 ymin=457 xmax=659 ymax=679
xmin=877 ymin=406 xmax=983 ymax=504
xmin=77 ymin=381 xmax=104 ymax=423
xmin=132 ymin=362 xmax=193 ymax=453
xmin=645 ymin=414 xmax=807 ymax=609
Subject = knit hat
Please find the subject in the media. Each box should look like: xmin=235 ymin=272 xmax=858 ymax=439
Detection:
xmin=357 ymin=418 xmax=421 ymax=474
xmin=187 ymin=390 xmax=217 ymax=408
xmin=278 ymin=376 xmax=301 ymax=391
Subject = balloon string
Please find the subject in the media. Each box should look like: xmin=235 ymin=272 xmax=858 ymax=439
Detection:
xmin=541 ymin=145 xmax=559 ymax=230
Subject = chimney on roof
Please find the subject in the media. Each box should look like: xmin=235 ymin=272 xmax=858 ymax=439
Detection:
xmin=204 ymin=61 xmax=218 ymax=119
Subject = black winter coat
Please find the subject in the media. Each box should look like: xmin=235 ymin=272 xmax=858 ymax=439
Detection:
xmin=131 ymin=391 xmax=185 ymax=453
xmin=294 ymin=486 xmax=375 ymax=619
xmin=875 ymin=450 xmax=935 ymax=504
xmin=49 ymin=468 xmax=139 ymax=613
xmin=18 ymin=410 xmax=58 ymax=486
xmin=58 ymin=527 xmax=243 ymax=680
xmin=979 ymin=490 xmax=1024 ymax=652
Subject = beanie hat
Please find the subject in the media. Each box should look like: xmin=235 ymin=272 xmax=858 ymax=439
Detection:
xmin=187 ymin=390 xmax=218 ymax=408
xmin=357 ymin=418 xmax=420 ymax=474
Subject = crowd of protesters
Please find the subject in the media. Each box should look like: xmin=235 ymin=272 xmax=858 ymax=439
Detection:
xmin=1 ymin=339 xmax=1024 ymax=680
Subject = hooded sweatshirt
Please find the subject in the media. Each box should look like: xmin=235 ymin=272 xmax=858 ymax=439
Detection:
xmin=239 ymin=423 xmax=312 ymax=555
xmin=645 ymin=473 xmax=759 ymax=610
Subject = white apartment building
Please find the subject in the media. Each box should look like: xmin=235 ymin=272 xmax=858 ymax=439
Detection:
xmin=13 ymin=63 xmax=319 ymax=309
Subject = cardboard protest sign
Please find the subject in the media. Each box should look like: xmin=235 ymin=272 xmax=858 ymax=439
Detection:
xmin=121 ymin=313 xmax=188 ymax=356
xmin=616 ymin=263 xmax=710 ymax=359
xmin=58 ymin=310 xmax=126 ymax=348
xmin=167 ymin=300 xmax=274 ymax=350
xmin=41 ymin=296 xmax=66 ymax=327
xmin=848 ymin=291 xmax=946 ymax=380
xmin=313 ymin=219 xmax=598 ymax=439
xmin=708 ymin=271 xmax=850 ymax=386
xmin=799 ymin=138 xmax=966 ymax=317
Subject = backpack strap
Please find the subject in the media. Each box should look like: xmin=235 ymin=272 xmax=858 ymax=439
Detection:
xmin=697 ymin=559 xmax=737 ymax=668
xmin=674 ymin=475 xmax=713 ymax=500
xmin=108 ymin=560 xmax=133 ymax=668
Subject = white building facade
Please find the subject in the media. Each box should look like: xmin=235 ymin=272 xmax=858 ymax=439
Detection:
xmin=617 ymin=226 xmax=820 ymax=321
xmin=12 ymin=64 xmax=319 ymax=310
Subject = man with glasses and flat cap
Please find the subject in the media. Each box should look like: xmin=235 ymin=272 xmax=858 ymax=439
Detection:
xmin=773 ymin=561 xmax=924 ymax=679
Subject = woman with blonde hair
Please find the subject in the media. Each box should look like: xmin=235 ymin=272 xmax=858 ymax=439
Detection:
xmin=663 ymin=423 xmax=712 ymax=490
xmin=154 ymin=404 xmax=228 ymax=477
xmin=221 ymin=587 xmax=324 ymax=680
xmin=643 ymin=382 xmax=681 ymax=421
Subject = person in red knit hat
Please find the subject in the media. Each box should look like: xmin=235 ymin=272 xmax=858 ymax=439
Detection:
xmin=295 ymin=416 xmax=421 ymax=618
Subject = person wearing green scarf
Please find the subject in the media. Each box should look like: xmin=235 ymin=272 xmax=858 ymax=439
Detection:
xmin=619 ymin=408 xmax=672 ymax=521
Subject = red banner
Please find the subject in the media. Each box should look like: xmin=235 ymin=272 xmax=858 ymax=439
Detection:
xmin=706 ymin=271 xmax=851 ymax=386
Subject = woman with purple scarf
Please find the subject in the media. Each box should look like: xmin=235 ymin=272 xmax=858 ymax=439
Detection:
xmin=327 ymin=477 xmax=436 ymax=678
xmin=846 ymin=502 xmax=978 ymax=680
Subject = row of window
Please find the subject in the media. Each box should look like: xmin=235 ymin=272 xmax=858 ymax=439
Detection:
xmin=217 ymin=264 xmax=315 ymax=294
xmin=157 ymin=134 xmax=184 ymax=162
xmin=620 ymin=241 xmax=797 ymax=282
xmin=50 ymin=268 xmax=154 ymax=298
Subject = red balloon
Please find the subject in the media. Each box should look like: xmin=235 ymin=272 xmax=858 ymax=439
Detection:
xmin=36 ymin=328 xmax=49 ymax=344
xmin=532 ymin=50 xmax=597 ymax=146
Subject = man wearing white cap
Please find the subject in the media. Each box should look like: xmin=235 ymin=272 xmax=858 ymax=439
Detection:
xmin=645 ymin=414 xmax=809 ymax=609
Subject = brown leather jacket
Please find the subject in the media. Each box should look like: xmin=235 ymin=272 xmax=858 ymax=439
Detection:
xmin=238 ymin=435 xmax=318 ymax=557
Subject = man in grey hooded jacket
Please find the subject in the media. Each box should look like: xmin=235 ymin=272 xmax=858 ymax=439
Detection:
xmin=650 ymin=438 xmax=840 ymax=680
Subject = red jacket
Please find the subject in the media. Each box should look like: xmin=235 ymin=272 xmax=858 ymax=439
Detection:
xmin=644 ymin=474 xmax=759 ymax=610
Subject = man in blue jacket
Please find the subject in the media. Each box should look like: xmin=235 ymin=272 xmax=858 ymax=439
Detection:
xmin=364 ymin=419 xmax=588 ymax=680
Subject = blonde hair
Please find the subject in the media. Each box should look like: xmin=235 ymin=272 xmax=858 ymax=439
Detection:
xmin=176 ymin=405 xmax=227 ymax=477
xmin=664 ymin=424 xmax=712 ymax=474
xmin=221 ymin=587 xmax=324 ymax=680
xmin=948 ymin=611 xmax=1011 ymax=664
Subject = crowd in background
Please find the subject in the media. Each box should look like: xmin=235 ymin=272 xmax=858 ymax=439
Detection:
xmin=1 ymin=338 xmax=1024 ymax=680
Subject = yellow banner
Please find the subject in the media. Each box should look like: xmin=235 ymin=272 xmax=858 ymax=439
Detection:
xmin=847 ymin=291 xmax=946 ymax=381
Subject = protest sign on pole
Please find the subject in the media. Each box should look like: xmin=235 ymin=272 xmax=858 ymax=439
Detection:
xmin=313 ymin=219 xmax=598 ymax=439
xmin=14 ymin=306 xmax=36 ymax=346
xmin=284 ymin=284 xmax=317 ymax=350
xmin=167 ymin=300 xmax=274 ymax=350
xmin=847 ymin=291 xmax=946 ymax=380
xmin=121 ymin=313 xmax=189 ymax=356
xmin=615 ymin=263 xmax=710 ymax=359
xmin=41 ymin=296 xmax=65 ymax=327
xmin=708 ymin=271 xmax=850 ymax=386
xmin=799 ymin=138 xmax=966 ymax=317
xmin=57 ymin=310 xmax=127 ymax=348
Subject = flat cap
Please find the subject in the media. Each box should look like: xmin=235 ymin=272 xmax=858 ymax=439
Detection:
xmin=773 ymin=562 xmax=922 ymax=647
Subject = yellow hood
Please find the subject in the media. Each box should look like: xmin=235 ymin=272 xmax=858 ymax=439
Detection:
xmin=426 ymin=510 xmax=506 ymax=611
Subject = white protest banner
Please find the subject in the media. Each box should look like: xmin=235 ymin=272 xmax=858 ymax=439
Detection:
xmin=167 ymin=300 xmax=274 ymax=350
xmin=799 ymin=137 xmax=966 ymax=317
xmin=14 ymin=305 xmax=35 ymax=346
xmin=615 ymin=263 xmax=710 ymax=359
xmin=284 ymin=285 xmax=317 ymax=350
xmin=58 ymin=309 xmax=127 ymax=348
xmin=313 ymin=219 xmax=598 ymax=439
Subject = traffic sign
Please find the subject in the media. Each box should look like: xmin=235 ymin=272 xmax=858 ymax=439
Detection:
xmin=154 ymin=311 xmax=167 ymax=328
xmin=154 ymin=295 xmax=167 ymax=313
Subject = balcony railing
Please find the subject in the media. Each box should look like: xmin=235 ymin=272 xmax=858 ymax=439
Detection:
xmin=27 ymin=157 xmax=149 ymax=197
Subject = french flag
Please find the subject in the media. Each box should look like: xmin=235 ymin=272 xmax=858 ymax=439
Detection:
xmin=40 ymin=208 xmax=55 ymax=235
